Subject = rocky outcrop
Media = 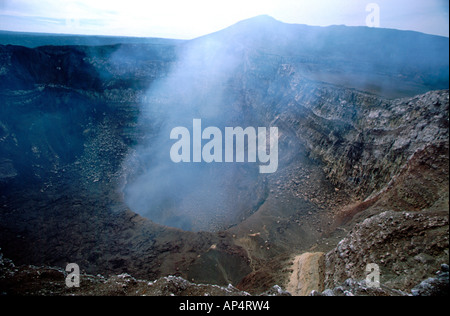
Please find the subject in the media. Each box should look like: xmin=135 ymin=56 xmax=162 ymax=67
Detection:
xmin=312 ymin=264 xmax=449 ymax=296
xmin=280 ymin=86 xmax=449 ymax=201
xmin=0 ymin=250 xmax=288 ymax=296
xmin=324 ymin=210 xmax=449 ymax=292
xmin=311 ymin=279 xmax=409 ymax=297
xmin=411 ymin=264 xmax=449 ymax=296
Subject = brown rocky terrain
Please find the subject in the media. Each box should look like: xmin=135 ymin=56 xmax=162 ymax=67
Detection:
xmin=236 ymin=89 xmax=449 ymax=296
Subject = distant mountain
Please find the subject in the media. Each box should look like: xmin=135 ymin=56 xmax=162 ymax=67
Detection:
xmin=0 ymin=30 xmax=184 ymax=48
xmin=1 ymin=16 xmax=448 ymax=99
xmin=190 ymin=15 xmax=449 ymax=98
xmin=1 ymin=15 xmax=448 ymax=98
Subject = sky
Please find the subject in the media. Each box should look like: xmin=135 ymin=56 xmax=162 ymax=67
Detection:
xmin=0 ymin=0 xmax=448 ymax=39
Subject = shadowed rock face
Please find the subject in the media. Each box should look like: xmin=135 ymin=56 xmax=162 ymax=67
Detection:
xmin=0 ymin=16 xmax=448 ymax=293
